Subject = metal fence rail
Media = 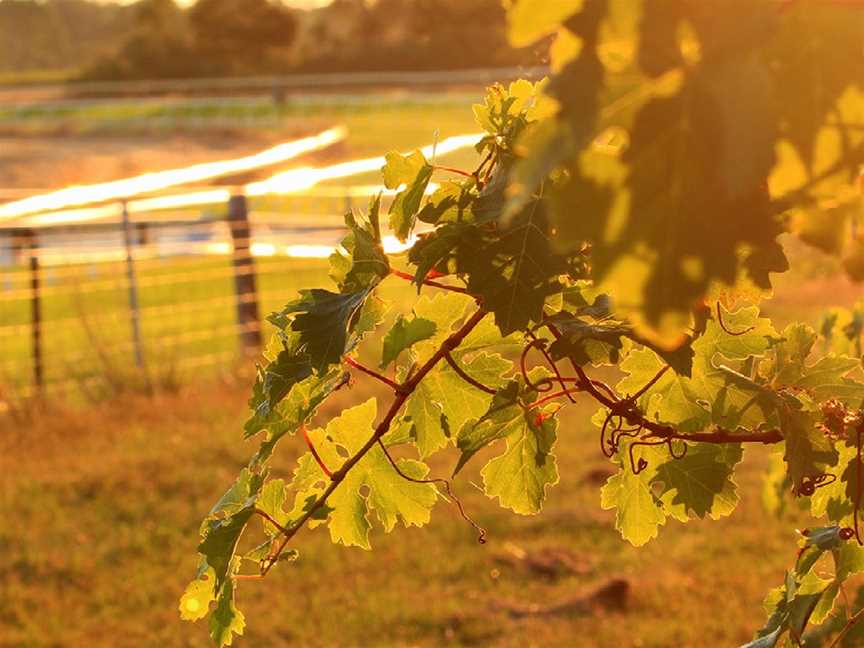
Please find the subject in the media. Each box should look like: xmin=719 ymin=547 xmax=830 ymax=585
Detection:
xmin=0 ymin=66 xmax=548 ymax=103
xmin=0 ymin=198 xmax=350 ymax=405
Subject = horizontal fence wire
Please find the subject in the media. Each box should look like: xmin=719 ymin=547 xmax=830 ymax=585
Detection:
xmin=0 ymin=202 xmax=344 ymax=405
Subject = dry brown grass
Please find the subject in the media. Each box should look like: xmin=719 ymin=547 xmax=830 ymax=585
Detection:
xmin=0 ymin=369 xmax=829 ymax=648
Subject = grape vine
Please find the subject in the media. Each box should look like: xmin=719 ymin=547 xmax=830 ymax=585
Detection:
xmin=180 ymin=2 xmax=864 ymax=646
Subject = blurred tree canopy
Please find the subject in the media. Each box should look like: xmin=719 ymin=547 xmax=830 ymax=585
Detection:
xmin=0 ymin=0 xmax=541 ymax=81
xmin=0 ymin=0 xmax=134 ymax=76
xmin=295 ymin=0 xmax=542 ymax=72
xmin=84 ymin=0 xmax=298 ymax=79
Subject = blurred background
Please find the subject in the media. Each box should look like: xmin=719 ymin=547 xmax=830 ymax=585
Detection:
xmin=0 ymin=0 xmax=547 ymax=403
xmin=1 ymin=2 xmax=862 ymax=647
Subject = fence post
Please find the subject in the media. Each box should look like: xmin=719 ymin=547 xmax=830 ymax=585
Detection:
xmin=227 ymin=191 xmax=262 ymax=356
xmin=121 ymin=201 xmax=146 ymax=370
xmin=21 ymin=229 xmax=43 ymax=392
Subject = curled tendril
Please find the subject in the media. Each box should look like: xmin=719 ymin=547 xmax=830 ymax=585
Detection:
xmin=716 ymin=301 xmax=756 ymax=337
xmin=376 ymin=439 xmax=487 ymax=544
xmin=798 ymin=473 xmax=838 ymax=497
xmin=520 ymin=340 xmax=553 ymax=392
xmin=628 ymin=438 xmax=689 ymax=475
xmin=600 ymin=409 xmax=643 ymax=458
xmin=522 ymin=334 xmax=577 ymax=401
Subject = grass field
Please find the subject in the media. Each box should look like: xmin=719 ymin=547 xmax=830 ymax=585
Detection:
xmin=0 ymin=93 xmax=487 ymax=400
xmin=2 ymin=246 xmax=863 ymax=647
xmin=3 ymin=89 xmax=864 ymax=646
xmin=0 ymin=358 xmax=845 ymax=648
xmin=0 ymin=365 xmax=816 ymax=648
xmin=0 ymin=254 xmax=422 ymax=400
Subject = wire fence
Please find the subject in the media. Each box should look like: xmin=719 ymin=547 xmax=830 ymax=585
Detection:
xmin=0 ymin=75 xmax=498 ymax=410
xmin=0 ymin=195 xmax=356 ymax=407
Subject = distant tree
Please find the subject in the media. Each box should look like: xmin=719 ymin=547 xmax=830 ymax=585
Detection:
xmin=188 ymin=0 xmax=297 ymax=76
xmin=297 ymin=0 xmax=543 ymax=73
xmin=83 ymin=0 xmax=198 ymax=80
xmin=0 ymin=0 xmax=133 ymax=75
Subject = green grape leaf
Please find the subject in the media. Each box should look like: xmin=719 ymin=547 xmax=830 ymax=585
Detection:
xmin=245 ymin=350 xmax=313 ymax=435
xmin=652 ymin=443 xmax=743 ymax=521
xmin=411 ymin=291 xmax=472 ymax=358
xmin=808 ymin=580 xmax=839 ymax=626
xmin=382 ymin=150 xmax=428 ymax=189
xmin=246 ymin=368 xmax=346 ymax=464
xmin=329 ymin=206 xmax=389 ymax=293
xmin=810 ymin=445 xmax=856 ymax=523
xmin=209 ymin=576 xmax=245 ymax=648
xmin=454 ymin=380 xmax=524 ymax=474
xmin=780 ymin=392 xmax=838 ymax=488
xmin=835 ymin=541 xmax=864 ymax=581
xmin=749 ymin=526 xmax=848 ymax=648
xmin=204 ymin=468 xmax=265 ymax=522
xmin=380 ymin=315 xmax=437 ymax=368
xmin=408 ymin=222 xmax=476 ymax=286
xmin=382 ymin=150 xmax=434 ymax=242
xmin=271 ymin=288 xmax=372 ymax=373
xmin=398 ymin=380 xmax=449 ymax=458
xmin=552 ymin=52 xmax=788 ymax=341
xmin=199 ymin=509 xmax=255 ymax=594
xmin=480 ymin=409 xmax=559 ymax=515
xmin=764 ymin=324 xmax=864 ymax=406
xmin=418 ymin=181 xmax=476 ymax=225
xmin=545 ymin=293 xmax=695 ymax=374
xmin=401 ymin=351 xmax=512 ymax=459
xmin=616 ymin=304 xmax=776 ymax=432
xmin=600 ymin=444 xmax=667 ymax=547
xmin=256 ymin=479 xmax=289 ymax=535
xmin=463 ymin=198 xmax=576 ymax=335
xmin=179 ymin=566 xmax=216 ymax=622
xmin=304 ymin=399 xmax=437 ymax=549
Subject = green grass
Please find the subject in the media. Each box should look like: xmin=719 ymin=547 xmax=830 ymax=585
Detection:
xmin=0 ymin=94 xmax=482 ymax=148
xmin=0 ymin=256 xmax=327 ymax=397
xmin=3 ymin=245 xmax=864 ymax=645
xmin=0 ymin=254 xmax=424 ymax=400
xmin=0 ymin=373 xmax=824 ymax=647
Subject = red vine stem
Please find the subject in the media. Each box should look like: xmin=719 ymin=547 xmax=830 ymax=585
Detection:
xmin=444 ymin=352 xmax=497 ymax=395
xmin=433 ymin=165 xmax=474 ymax=179
xmin=301 ymin=425 xmax=333 ymax=479
xmin=855 ymin=424 xmax=863 ymax=545
xmin=390 ymin=268 xmax=469 ymax=294
xmin=260 ymin=308 xmax=488 ymax=575
xmin=375 ymin=439 xmax=487 ymax=543
xmin=344 ymin=356 xmax=401 ymax=391
xmin=525 ymin=331 xmax=577 ymax=401
xmin=829 ymin=605 xmax=864 ymax=648
xmin=545 ymin=323 xmax=785 ymax=447
xmin=527 ymin=388 xmax=583 ymax=411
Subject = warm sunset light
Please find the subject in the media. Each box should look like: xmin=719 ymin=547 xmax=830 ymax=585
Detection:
xmin=0 ymin=127 xmax=346 ymax=222
xmin=5 ymin=2 xmax=863 ymax=646
xmin=12 ymin=134 xmax=480 ymax=227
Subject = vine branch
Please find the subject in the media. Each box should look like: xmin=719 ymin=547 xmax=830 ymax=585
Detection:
xmin=260 ymin=308 xmax=488 ymax=575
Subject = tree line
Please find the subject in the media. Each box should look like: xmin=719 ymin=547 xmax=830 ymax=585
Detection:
xmin=0 ymin=0 xmax=543 ymax=81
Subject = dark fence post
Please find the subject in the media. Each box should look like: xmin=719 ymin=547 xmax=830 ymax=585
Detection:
xmin=121 ymin=201 xmax=145 ymax=370
xmin=21 ymin=229 xmax=43 ymax=392
xmin=228 ymin=191 xmax=262 ymax=356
